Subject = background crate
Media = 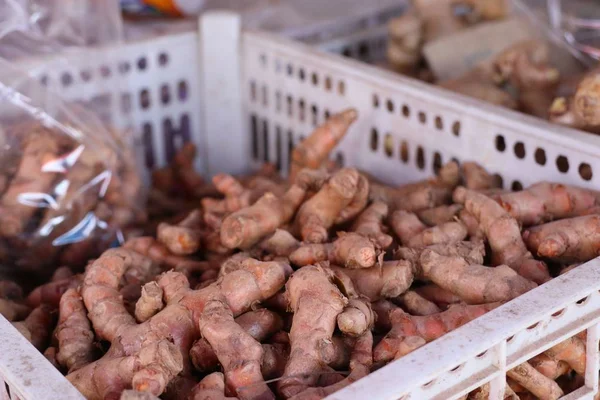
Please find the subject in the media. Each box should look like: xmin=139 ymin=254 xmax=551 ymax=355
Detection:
xmin=3 ymin=11 xmax=600 ymax=400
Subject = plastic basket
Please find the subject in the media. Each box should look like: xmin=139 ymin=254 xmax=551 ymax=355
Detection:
xmin=3 ymin=12 xmax=600 ymax=400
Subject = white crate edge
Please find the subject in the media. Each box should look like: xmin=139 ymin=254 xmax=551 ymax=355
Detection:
xmin=0 ymin=316 xmax=84 ymax=400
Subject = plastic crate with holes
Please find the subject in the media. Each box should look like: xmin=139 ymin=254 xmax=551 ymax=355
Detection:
xmin=3 ymin=11 xmax=600 ymax=400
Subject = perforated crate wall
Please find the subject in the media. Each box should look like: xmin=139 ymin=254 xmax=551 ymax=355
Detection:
xmin=23 ymin=32 xmax=204 ymax=183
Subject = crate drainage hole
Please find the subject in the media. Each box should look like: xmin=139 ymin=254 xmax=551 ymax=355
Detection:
xmin=507 ymin=335 xmax=515 ymax=343
xmin=370 ymin=128 xmax=379 ymax=151
xmin=576 ymin=296 xmax=590 ymax=305
xmin=580 ymin=163 xmax=593 ymax=181
xmin=422 ymin=379 xmax=436 ymax=388
xmin=551 ymin=308 xmax=566 ymax=318
xmin=449 ymin=363 xmax=464 ymax=373
xmin=527 ymin=322 xmax=540 ymax=330
xmin=535 ymin=148 xmax=547 ymax=165
xmin=476 ymin=350 xmax=488 ymax=358
xmin=384 ymin=134 xmax=393 ymax=157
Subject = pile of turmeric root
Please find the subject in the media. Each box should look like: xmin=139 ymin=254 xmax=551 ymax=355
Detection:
xmin=386 ymin=0 xmax=600 ymax=133
xmin=2 ymin=109 xmax=600 ymax=400
xmin=0 ymin=121 xmax=143 ymax=278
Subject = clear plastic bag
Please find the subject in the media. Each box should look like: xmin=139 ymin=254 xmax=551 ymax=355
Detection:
xmin=0 ymin=1 xmax=144 ymax=280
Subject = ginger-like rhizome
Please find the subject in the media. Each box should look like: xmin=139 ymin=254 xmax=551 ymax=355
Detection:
xmin=382 ymin=7 xmax=600 ymax=134
xmin=4 ymin=111 xmax=599 ymax=400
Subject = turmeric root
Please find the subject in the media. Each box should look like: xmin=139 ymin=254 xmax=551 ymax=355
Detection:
xmin=289 ymin=109 xmax=357 ymax=181
xmin=529 ymin=354 xmax=570 ymax=380
xmin=259 ymin=229 xmax=300 ymax=257
xmin=461 ymin=162 xmax=501 ymax=190
xmin=374 ymin=303 xmax=499 ymax=362
xmin=52 ymin=266 xmax=74 ymax=282
xmin=135 ymin=282 xmax=164 ymax=322
xmin=493 ymin=40 xmax=560 ymax=118
xmin=552 ymin=69 xmax=600 ymax=132
xmin=124 ymin=236 xmax=210 ymax=272
xmin=289 ymin=232 xmax=378 ymax=269
xmin=69 ymin=248 xmax=291 ymax=399
xmin=26 ymin=275 xmax=82 ymax=308
xmin=330 ymin=261 xmax=413 ymax=301
xmin=201 ymin=173 xmax=251 ymax=215
xmin=459 ymin=209 xmax=484 ymax=241
xmin=389 ymin=210 xmax=427 ymax=245
xmin=387 ymin=13 xmax=424 ymax=74
xmin=415 ymin=284 xmax=463 ymax=307
xmin=12 ymin=304 xmax=55 ymax=350
xmin=496 ymin=182 xmax=600 ymax=226
xmin=544 ymin=336 xmax=586 ymax=375
xmin=420 ymin=248 xmax=536 ymax=304
xmin=371 ymin=300 xmax=396 ymax=333
xmin=191 ymin=309 xmax=284 ymax=373
xmin=56 ymin=288 xmax=96 ymax=373
xmin=469 ymin=383 xmax=519 ymax=400
xmin=262 ymin=342 xmax=290 ymax=380
xmin=221 ymin=181 xmax=308 ymax=249
xmin=397 ymin=291 xmax=441 ymax=316
xmin=418 ymin=204 xmax=463 ymax=226
xmin=507 ymin=361 xmax=564 ymax=400
xmin=454 ymin=187 xmax=551 ymax=284
xmin=406 ymin=221 xmax=468 ymax=248
xmin=157 ymin=210 xmax=202 ymax=256
xmin=0 ymin=130 xmax=60 ymax=237
xmin=451 ymin=0 xmax=508 ymax=23
xmin=288 ymin=331 xmax=373 ymax=400
xmin=295 ymin=168 xmax=361 ymax=243
xmin=0 ymin=280 xmax=29 ymax=321
xmin=396 ymin=240 xmax=485 ymax=270
xmin=189 ymin=372 xmax=237 ymax=400
xmin=279 ymin=265 xmax=348 ymax=398
xmin=335 ymin=174 xmax=369 ymax=225
xmin=523 ymin=215 xmax=600 ymax=263
xmin=349 ymin=200 xmax=394 ymax=248
xmin=370 ymin=162 xmax=459 ymax=212
xmin=337 ymin=297 xmax=375 ymax=337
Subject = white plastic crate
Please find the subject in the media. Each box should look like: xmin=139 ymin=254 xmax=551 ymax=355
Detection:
xmin=3 ymin=11 xmax=600 ymax=400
